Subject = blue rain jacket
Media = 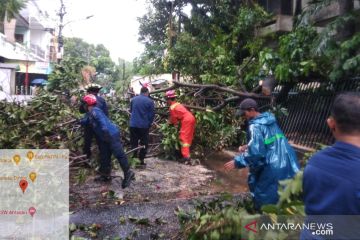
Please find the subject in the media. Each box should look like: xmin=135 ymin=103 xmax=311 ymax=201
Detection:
xmin=234 ymin=112 xmax=300 ymax=209
xmin=80 ymin=107 xmax=120 ymax=142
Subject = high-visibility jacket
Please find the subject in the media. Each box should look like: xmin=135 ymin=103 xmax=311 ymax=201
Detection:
xmin=169 ymin=102 xmax=196 ymax=158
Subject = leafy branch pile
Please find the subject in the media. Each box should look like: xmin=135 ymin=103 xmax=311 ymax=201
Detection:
xmin=175 ymin=194 xmax=256 ymax=240
xmin=0 ymin=88 xmax=243 ymax=165
xmin=0 ymin=92 xmax=82 ymax=150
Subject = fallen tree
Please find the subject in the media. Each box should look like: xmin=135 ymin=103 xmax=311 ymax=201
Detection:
xmin=151 ymin=80 xmax=272 ymax=112
xmin=1 ymin=78 xmax=275 ymax=162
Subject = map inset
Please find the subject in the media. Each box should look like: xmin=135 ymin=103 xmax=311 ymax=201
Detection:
xmin=0 ymin=149 xmax=69 ymax=239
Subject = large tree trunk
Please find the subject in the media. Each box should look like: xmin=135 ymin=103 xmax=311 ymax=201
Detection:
xmin=337 ymin=0 xmax=355 ymax=40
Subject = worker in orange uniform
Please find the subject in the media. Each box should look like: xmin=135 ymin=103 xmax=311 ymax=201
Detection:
xmin=165 ymin=90 xmax=196 ymax=162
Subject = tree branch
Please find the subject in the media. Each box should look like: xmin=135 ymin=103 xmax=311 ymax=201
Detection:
xmin=151 ymin=81 xmax=270 ymax=99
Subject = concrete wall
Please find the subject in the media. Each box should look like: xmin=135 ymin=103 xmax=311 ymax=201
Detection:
xmin=0 ymin=67 xmax=16 ymax=100
xmin=0 ymin=68 xmax=12 ymax=94
xmin=30 ymin=29 xmax=47 ymax=47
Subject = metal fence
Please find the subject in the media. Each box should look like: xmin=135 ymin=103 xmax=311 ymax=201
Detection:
xmin=276 ymin=77 xmax=360 ymax=149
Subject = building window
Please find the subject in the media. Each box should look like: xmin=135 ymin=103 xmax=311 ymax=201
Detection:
xmin=15 ymin=34 xmax=24 ymax=43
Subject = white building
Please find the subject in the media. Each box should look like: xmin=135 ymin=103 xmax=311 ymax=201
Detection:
xmin=129 ymin=74 xmax=172 ymax=95
xmin=129 ymin=71 xmax=185 ymax=96
xmin=0 ymin=0 xmax=56 ymax=102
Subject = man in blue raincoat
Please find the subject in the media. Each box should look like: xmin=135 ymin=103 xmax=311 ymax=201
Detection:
xmin=224 ymin=98 xmax=299 ymax=210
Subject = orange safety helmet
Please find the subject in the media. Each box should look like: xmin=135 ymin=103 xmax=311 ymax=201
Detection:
xmin=83 ymin=94 xmax=97 ymax=106
xmin=165 ymin=90 xmax=177 ymax=98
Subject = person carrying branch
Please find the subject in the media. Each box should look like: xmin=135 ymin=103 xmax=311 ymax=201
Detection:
xmin=224 ymin=98 xmax=299 ymax=210
xmin=165 ymin=90 xmax=196 ymax=163
xmin=80 ymin=94 xmax=135 ymax=188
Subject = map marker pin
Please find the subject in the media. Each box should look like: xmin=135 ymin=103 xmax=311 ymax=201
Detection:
xmin=28 ymin=207 xmax=36 ymax=217
xmin=13 ymin=155 xmax=21 ymax=165
xmin=27 ymin=151 xmax=34 ymax=162
xmin=19 ymin=179 xmax=28 ymax=193
xmin=29 ymin=172 xmax=37 ymax=183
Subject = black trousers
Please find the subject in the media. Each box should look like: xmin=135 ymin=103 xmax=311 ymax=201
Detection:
xmin=130 ymin=127 xmax=150 ymax=162
xmin=83 ymin=126 xmax=107 ymax=170
xmin=83 ymin=125 xmax=100 ymax=158
xmin=99 ymin=134 xmax=129 ymax=175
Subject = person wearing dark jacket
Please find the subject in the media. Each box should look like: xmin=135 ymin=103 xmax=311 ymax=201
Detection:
xmin=301 ymin=92 xmax=360 ymax=239
xmin=80 ymin=84 xmax=109 ymax=159
xmin=129 ymin=87 xmax=155 ymax=167
xmin=80 ymin=94 xmax=135 ymax=188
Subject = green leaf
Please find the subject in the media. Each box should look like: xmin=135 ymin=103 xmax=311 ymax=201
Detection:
xmin=69 ymin=223 xmax=77 ymax=232
xmin=119 ymin=216 xmax=126 ymax=225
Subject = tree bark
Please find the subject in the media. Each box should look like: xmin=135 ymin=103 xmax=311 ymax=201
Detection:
xmin=337 ymin=0 xmax=355 ymax=41
xmin=151 ymin=80 xmax=271 ymax=99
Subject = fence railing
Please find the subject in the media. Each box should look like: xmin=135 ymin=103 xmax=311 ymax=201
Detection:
xmin=276 ymin=78 xmax=360 ymax=149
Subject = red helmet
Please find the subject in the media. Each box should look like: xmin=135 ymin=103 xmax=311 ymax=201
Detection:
xmin=83 ymin=94 xmax=97 ymax=106
xmin=165 ymin=90 xmax=177 ymax=98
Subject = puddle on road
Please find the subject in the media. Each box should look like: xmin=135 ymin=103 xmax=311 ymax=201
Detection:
xmin=201 ymin=150 xmax=249 ymax=194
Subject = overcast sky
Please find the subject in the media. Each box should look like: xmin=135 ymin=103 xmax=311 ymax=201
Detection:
xmin=37 ymin=0 xmax=148 ymax=62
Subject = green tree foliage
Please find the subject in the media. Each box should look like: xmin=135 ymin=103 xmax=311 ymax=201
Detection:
xmin=133 ymin=44 xmax=167 ymax=75
xmin=298 ymin=0 xmax=360 ymax=81
xmin=273 ymin=27 xmax=319 ymax=83
xmin=138 ymin=0 xmax=359 ymax=87
xmin=138 ymin=1 xmax=270 ymax=86
xmin=337 ymin=32 xmax=360 ymax=79
xmin=0 ymin=92 xmax=81 ymax=149
xmin=47 ymin=57 xmax=86 ymax=92
xmin=158 ymin=102 xmax=243 ymax=160
xmin=113 ymin=58 xmax=133 ymax=94
xmin=0 ymin=0 xmax=27 ymax=21
xmin=63 ymin=38 xmax=115 ymax=74
xmin=0 ymin=0 xmax=27 ymax=33
xmin=175 ymin=193 xmax=257 ymax=240
xmin=61 ymin=38 xmax=134 ymax=93
xmin=135 ymin=0 xmax=172 ymax=75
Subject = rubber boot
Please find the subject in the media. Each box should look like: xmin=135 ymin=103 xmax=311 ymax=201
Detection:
xmin=94 ymin=175 xmax=112 ymax=182
xmin=179 ymin=157 xmax=190 ymax=164
xmin=122 ymin=170 xmax=135 ymax=189
xmin=139 ymin=158 xmax=146 ymax=167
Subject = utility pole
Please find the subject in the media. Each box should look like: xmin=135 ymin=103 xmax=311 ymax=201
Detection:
xmin=57 ymin=0 xmax=66 ymax=62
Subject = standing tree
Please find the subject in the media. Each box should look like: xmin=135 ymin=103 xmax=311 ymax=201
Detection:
xmin=63 ymin=37 xmax=135 ymax=93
